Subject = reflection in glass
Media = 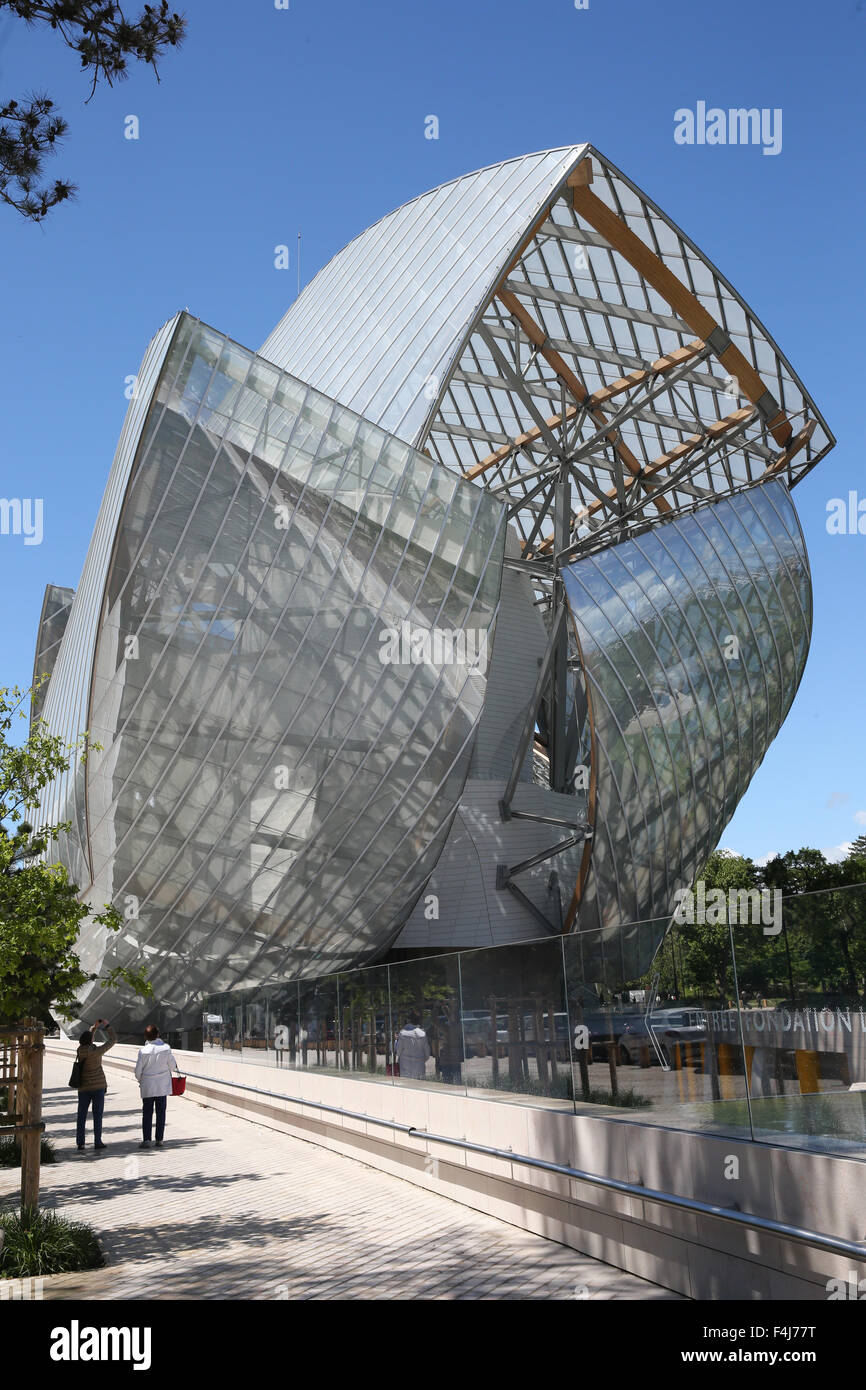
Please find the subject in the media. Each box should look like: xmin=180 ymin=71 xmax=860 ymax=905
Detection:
xmin=67 ymin=314 xmax=504 ymax=1029
xmin=563 ymin=480 xmax=811 ymax=981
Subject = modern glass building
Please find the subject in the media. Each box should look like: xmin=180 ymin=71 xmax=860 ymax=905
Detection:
xmin=33 ymin=145 xmax=833 ymax=1036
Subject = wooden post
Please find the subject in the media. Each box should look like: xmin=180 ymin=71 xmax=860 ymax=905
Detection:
xmin=488 ymin=996 xmax=499 ymax=1086
xmin=743 ymin=1044 xmax=756 ymax=1090
xmin=717 ymin=1042 xmax=737 ymax=1100
xmin=795 ymin=1049 xmax=820 ymax=1095
xmin=576 ymin=1046 xmax=591 ymax=1100
xmin=688 ymin=1043 xmax=701 ymax=1101
xmin=607 ymin=1042 xmax=619 ymax=1100
xmin=547 ymin=1000 xmax=558 ymax=1081
xmin=19 ymin=1020 xmax=44 ymax=1214
xmin=706 ymin=1039 xmax=721 ymax=1102
xmin=673 ymin=1042 xmax=685 ymax=1101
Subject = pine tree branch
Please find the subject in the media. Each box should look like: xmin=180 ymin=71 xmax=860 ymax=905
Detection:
xmin=0 ymin=2 xmax=185 ymax=220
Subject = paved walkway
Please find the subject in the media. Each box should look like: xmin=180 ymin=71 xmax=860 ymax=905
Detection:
xmin=0 ymin=1053 xmax=680 ymax=1301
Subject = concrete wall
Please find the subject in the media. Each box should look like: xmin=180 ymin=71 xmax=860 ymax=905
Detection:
xmin=56 ymin=1042 xmax=866 ymax=1301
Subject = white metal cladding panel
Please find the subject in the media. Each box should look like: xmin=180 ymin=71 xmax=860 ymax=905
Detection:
xmin=35 ymin=314 xmax=182 ymax=888
xmin=259 ymin=147 xmax=585 ymax=444
xmin=563 ymin=479 xmax=811 ymax=973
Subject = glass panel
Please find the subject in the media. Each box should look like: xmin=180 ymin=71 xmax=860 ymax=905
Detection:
xmin=388 ymin=954 xmax=464 ymax=1092
xmin=337 ymin=965 xmax=392 ymax=1083
xmin=458 ymin=938 xmax=571 ymax=1106
xmin=564 ymin=916 xmax=752 ymax=1136
xmin=270 ymin=982 xmax=299 ymax=1070
xmin=735 ymin=882 xmax=866 ymax=1156
xmin=200 ymin=877 xmax=865 ymax=1161
xmin=297 ymin=975 xmax=340 ymax=1073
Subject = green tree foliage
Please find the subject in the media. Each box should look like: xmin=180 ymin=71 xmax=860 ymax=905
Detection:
xmin=760 ymin=849 xmax=866 ymax=1001
xmin=0 ymin=1 xmax=185 ymax=221
xmin=0 ymin=684 xmax=151 ymax=1024
xmin=648 ymin=847 xmax=866 ymax=1007
xmin=849 ymin=833 xmax=866 ymax=860
xmin=670 ymin=851 xmax=756 ymax=1001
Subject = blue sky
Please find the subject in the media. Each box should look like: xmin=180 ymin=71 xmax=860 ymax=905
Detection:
xmin=1 ymin=0 xmax=863 ymax=863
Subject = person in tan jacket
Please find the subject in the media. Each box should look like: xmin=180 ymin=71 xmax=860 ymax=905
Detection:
xmin=75 ymin=1018 xmax=117 ymax=1151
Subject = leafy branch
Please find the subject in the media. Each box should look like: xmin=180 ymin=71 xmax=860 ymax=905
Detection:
xmin=0 ymin=1 xmax=185 ymax=221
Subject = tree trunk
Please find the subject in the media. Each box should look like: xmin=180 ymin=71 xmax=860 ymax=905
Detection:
xmin=19 ymin=1019 xmax=43 ymax=1213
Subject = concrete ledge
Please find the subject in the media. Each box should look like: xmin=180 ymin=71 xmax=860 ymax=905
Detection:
xmin=48 ymin=1041 xmax=866 ymax=1301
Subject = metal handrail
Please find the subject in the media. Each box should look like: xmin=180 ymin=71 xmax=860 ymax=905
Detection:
xmin=172 ymin=1065 xmax=866 ymax=1263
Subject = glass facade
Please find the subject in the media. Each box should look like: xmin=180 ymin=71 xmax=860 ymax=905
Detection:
xmin=563 ymin=479 xmax=811 ymax=973
xmin=37 ymin=314 xmax=181 ymax=899
xmin=41 ymin=313 xmax=506 ymax=1028
xmin=205 ymin=882 xmax=866 ymax=1160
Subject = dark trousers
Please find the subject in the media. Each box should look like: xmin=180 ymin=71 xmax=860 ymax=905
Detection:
xmin=76 ymin=1089 xmax=105 ymax=1146
xmin=142 ymin=1095 xmax=167 ymax=1142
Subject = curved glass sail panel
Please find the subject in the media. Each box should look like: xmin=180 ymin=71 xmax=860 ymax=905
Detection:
xmin=30 ymin=583 xmax=75 ymax=726
xmin=75 ymin=316 xmax=505 ymax=1029
xmin=563 ymin=479 xmax=811 ymax=978
xmin=35 ymin=314 xmax=181 ymax=892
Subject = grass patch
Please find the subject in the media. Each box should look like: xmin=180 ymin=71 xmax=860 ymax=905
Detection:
xmin=465 ymin=1073 xmax=654 ymax=1108
xmin=0 ymin=1134 xmax=57 ymax=1168
xmin=0 ymin=1207 xmax=104 ymax=1279
xmin=578 ymin=1087 xmax=653 ymax=1109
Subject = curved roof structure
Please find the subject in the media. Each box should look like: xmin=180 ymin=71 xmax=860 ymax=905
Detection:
xmin=261 ymin=147 xmax=585 ymax=444
xmin=262 ymin=145 xmax=833 ymax=560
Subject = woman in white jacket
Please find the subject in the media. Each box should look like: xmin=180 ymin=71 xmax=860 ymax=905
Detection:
xmin=134 ymin=1024 xmax=180 ymax=1148
xmin=395 ymin=1012 xmax=431 ymax=1080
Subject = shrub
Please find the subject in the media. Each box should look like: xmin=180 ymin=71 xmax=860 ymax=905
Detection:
xmin=0 ymin=1206 xmax=104 ymax=1278
xmin=0 ymin=1133 xmax=57 ymax=1167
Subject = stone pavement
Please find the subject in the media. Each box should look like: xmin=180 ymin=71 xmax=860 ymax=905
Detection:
xmin=0 ymin=1052 xmax=681 ymax=1301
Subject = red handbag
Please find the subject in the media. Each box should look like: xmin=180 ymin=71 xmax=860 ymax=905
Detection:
xmin=171 ymin=1074 xmax=186 ymax=1096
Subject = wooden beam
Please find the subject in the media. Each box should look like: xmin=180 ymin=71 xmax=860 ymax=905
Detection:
xmin=759 ymin=418 xmax=816 ymax=479
xmin=465 ymin=338 xmax=706 ymax=483
xmin=567 ymin=160 xmax=594 ymax=191
xmin=589 ymin=339 xmax=705 ymax=407
xmin=532 ymin=406 xmax=756 ymax=553
xmin=570 ymin=183 xmax=793 ymax=448
xmin=466 ymin=408 xmax=577 ymax=481
xmin=497 ymin=287 xmax=595 ymax=408
xmin=495 ymin=287 xmax=671 ymax=514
